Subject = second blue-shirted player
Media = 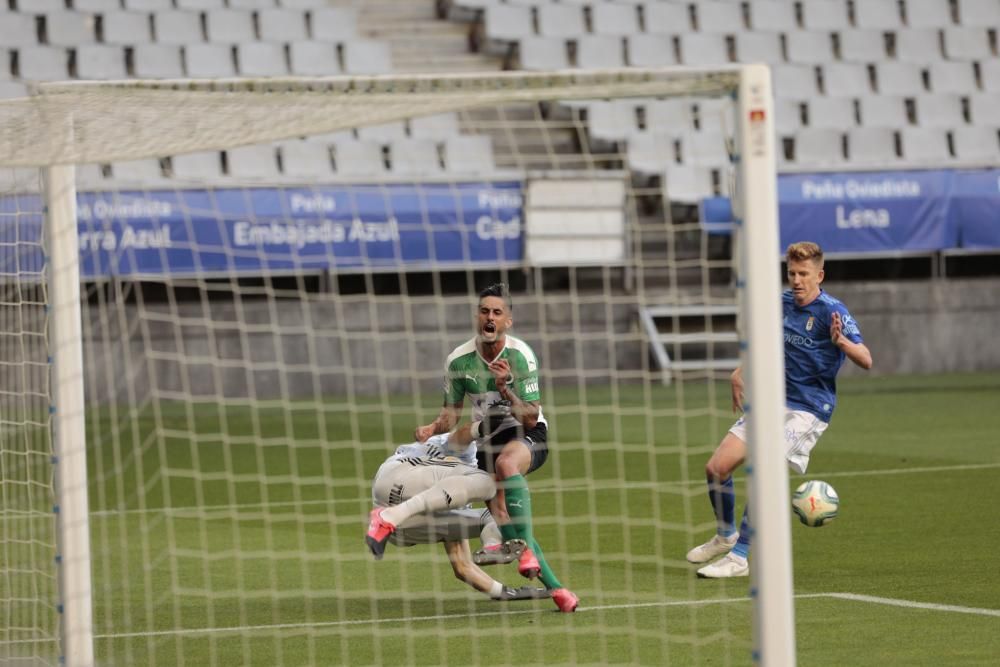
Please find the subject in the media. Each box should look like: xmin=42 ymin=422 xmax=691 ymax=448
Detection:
xmin=687 ymin=241 xmax=873 ymax=578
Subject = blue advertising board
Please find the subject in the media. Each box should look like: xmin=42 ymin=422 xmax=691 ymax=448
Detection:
xmin=701 ymin=168 xmax=1000 ymax=253
xmin=0 ymin=182 xmax=524 ymax=279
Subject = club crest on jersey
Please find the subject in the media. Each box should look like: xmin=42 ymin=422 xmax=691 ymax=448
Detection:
xmin=805 ymin=316 xmax=815 ymax=331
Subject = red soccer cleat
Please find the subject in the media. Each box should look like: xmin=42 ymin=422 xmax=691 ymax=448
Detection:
xmin=365 ymin=507 xmax=396 ymax=560
xmin=551 ymin=588 xmax=579 ymax=613
xmin=517 ymin=547 xmax=541 ymax=579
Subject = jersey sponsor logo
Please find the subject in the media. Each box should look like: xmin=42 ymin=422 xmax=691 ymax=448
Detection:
xmin=841 ymin=314 xmax=860 ymax=335
xmin=523 ymin=380 xmax=538 ymax=394
xmin=784 ymin=332 xmax=816 ymax=348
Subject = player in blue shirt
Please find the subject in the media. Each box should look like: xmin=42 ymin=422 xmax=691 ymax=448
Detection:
xmin=687 ymin=241 xmax=873 ymax=578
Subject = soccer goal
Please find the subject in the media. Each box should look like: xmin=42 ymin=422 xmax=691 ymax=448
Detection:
xmin=0 ymin=68 xmax=790 ymax=666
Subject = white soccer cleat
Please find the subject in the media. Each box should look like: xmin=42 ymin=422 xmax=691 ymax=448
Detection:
xmin=696 ymin=553 xmax=749 ymax=579
xmin=685 ymin=533 xmax=738 ymax=564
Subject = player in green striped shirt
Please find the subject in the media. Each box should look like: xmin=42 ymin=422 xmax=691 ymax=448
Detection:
xmin=412 ymin=283 xmax=578 ymax=612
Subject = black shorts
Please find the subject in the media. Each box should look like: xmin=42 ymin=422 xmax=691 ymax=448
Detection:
xmin=475 ymin=422 xmax=549 ymax=476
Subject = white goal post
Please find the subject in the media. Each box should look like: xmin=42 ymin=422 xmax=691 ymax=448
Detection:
xmin=0 ymin=67 xmax=791 ymax=666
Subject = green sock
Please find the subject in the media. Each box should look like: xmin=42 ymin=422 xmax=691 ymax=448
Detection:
xmin=499 ymin=523 xmax=519 ymax=543
xmin=503 ymin=474 xmax=534 ymax=543
xmin=529 ymin=539 xmax=563 ymax=590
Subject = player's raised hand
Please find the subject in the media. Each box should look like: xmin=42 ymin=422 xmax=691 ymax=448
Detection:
xmin=830 ymin=312 xmax=844 ymax=348
xmin=487 ymin=358 xmax=512 ymax=387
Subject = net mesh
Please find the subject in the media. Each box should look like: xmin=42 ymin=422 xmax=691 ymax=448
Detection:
xmin=0 ymin=70 xmax=757 ymax=666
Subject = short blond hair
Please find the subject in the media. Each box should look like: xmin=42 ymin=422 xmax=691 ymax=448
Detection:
xmin=786 ymin=241 xmax=824 ymax=266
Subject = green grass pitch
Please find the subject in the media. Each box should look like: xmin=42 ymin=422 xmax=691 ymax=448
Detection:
xmin=7 ymin=372 xmax=1000 ymax=665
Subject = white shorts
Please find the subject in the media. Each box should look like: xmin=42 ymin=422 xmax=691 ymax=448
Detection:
xmin=371 ymin=458 xmax=494 ymax=545
xmin=728 ymin=409 xmax=829 ymax=474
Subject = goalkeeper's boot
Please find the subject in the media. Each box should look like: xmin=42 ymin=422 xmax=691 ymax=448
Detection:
xmin=365 ymin=507 xmax=396 ymax=560
xmin=517 ymin=547 xmax=541 ymax=579
xmin=685 ymin=533 xmax=738 ymax=564
xmin=551 ymin=588 xmax=579 ymax=613
xmin=473 ymin=539 xmax=527 ymax=566
xmin=696 ymin=553 xmax=749 ymax=579
xmin=497 ymin=585 xmax=552 ymax=602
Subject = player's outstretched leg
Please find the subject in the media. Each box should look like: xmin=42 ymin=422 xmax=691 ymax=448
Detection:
xmin=365 ymin=507 xmax=397 ymax=560
xmin=697 ymin=507 xmax=750 ymax=578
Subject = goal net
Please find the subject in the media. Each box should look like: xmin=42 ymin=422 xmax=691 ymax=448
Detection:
xmin=0 ymin=69 xmax=789 ymax=666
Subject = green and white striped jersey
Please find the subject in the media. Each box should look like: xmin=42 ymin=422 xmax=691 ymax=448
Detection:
xmin=442 ymin=335 xmax=547 ymax=430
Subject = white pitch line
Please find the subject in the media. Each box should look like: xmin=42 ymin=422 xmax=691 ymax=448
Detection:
xmin=824 ymin=592 xmax=1000 ymax=618
xmin=82 ymin=591 xmax=1000 ymax=641
xmin=85 ymin=461 xmax=1000 ymax=518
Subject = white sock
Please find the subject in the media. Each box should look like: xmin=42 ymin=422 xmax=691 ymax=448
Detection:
xmin=381 ymin=495 xmax=428 ymax=527
xmin=488 ymin=580 xmax=504 ymax=599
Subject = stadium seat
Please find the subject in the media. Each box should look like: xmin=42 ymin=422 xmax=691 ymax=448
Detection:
xmin=645 ymin=98 xmax=695 ymax=134
xmin=280 ymin=0 xmax=335 ymax=6
xmin=518 ymin=37 xmax=570 ymax=70
xmin=626 ymin=132 xmax=676 ymax=175
xmin=410 ymin=113 xmax=460 ymax=141
xmin=45 ymin=12 xmax=97 ymax=46
xmin=443 ymin=135 xmax=496 ymax=174
xmin=968 ymin=91 xmax=1000 ymax=124
xmin=627 ymin=34 xmax=677 ymax=67
xmin=794 ymin=127 xmax=845 ymax=166
xmin=837 ymin=30 xmax=889 ymax=63
xmin=227 ymin=145 xmax=281 ymax=180
xmin=342 ymin=40 xmax=393 ymax=75
xmin=855 ymin=0 xmax=903 ymax=29
xmin=110 ymin=158 xmax=167 ymax=184
xmin=0 ymin=13 xmax=38 ymax=48
xmin=874 ymin=61 xmax=925 ymax=94
xmin=205 ymin=10 xmax=256 ymax=43
xmin=807 ymin=97 xmax=857 ymax=129
xmin=75 ymin=164 xmax=107 ymax=190
xmin=773 ymin=98 xmax=804 ymax=133
xmin=77 ymin=45 xmax=128 ymax=80
xmin=678 ymin=33 xmax=729 ymax=65
xmin=858 ymin=95 xmax=910 ymax=128
xmin=125 ymin=0 xmax=173 ymax=9
xmin=288 ymin=41 xmax=339 ymax=75
xmin=310 ymin=7 xmax=358 ymax=42
xmin=847 ymin=126 xmax=898 ymax=163
xmin=29 ymin=0 xmax=75 ymax=9
xmin=577 ymin=36 xmax=625 ymax=69
xmin=893 ymin=28 xmax=944 ymax=63
xmin=680 ymin=132 xmax=730 ymax=167
xmin=957 ymin=0 xmax=1000 ymax=25
xmin=942 ymin=27 xmax=992 ymax=60
xmin=390 ymin=138 xmax=442 ymax=175
xmin=642 ymin=2 xmax=691 ymax=34
xmin=133 ymin=44 xmax=184 ymax=78
xmin=537 ymin=5 xmax=585 ymax=39
xmin=786 ymin=31 xmax=836 ymax=65
xmin=0 ymin=168 xmax=40 ymax=193
xmin=697 ymin=98 xmax=736 ymax=132
xmin=258 ymin=9 xmax=308 ymax=42
xmin=280 ymin=141 xmax=334 ymax=180
xmin=483 ymin=5 xmax=532 ymax=45
xmin=76 ymin=0 xmax=127 ymax=10
xmin=356 ymin=121 xmax=407 ymax=144
xmin=591 ymin=3 xmax=640 ymax=37
xmin=171 ymin=151 xmax=224 ymax=180
xmin=747 ymin=1 xmax=797 ymax=31
xmin=801 ymin=0 xmax=850 ymax=30
xmin=237 ymin=43 xmax=288 ymax=77
xmin=733 ymin=32 xmax=783 ymax=64
xmin=980 ymin=60 xmax=1000 ymax=92
xmin=899 ymin=126 xmax=952 ymax=161
xmin=587 ymin=101 xmax=639 ymax=144
xmin=153 ymin=11 xmax=203 ymax=45
xmin=952 ymin=125 xmax=1000 ymax=161
xmin=927 ymin=61 xmax=978 ymax=93
xmin=904 ymin=0 xmax=953 ymax=29
xmin=102 ymin=12 xmax=153 ymax=46
xmin=17 ymin=46 xmax=68 ymax=81
xmin=333 ymin=140 xmax=386 ymax=177
xmin=184 ymin=43 xmax=236 ymax=77
xmin=914 ymin=94 xmax=965 ymax=128
xmin=664 ymin=164 xmax=714 ymax=203
xmin=772 ymin=64 xmax=820 ymax=99
xmin=229 ymin=0 xmax=275 ymax=8
xmin=695 ymin=1 xmax=744 ymax=34
xmin=176 ymin=0 xmax=225 ymax=8
xmin=822 ymin=62 xmax=872 ymax=96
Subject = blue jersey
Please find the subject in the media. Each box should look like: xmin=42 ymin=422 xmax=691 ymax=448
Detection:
xmin=782 ymin=289 xmax=863 ymax=422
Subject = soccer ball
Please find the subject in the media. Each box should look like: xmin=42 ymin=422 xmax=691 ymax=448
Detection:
xmin=791 ymin=480 xmax=839 ymax=527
